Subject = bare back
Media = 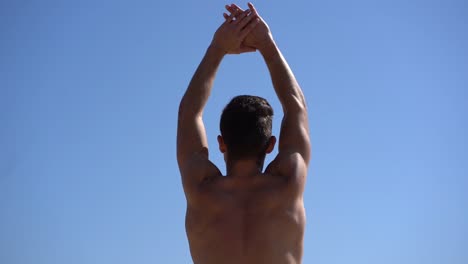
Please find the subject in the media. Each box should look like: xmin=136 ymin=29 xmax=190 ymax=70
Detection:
xmin=177 ymin=4 xmax=310 ymax=263
xmin=186 ymin=167 xmax=305 ymax=264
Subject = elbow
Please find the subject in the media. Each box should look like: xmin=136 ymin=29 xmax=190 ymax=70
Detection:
xmin=283 ymin=94 xmax=308 ymax=115
xmin=178 ymin=96 xmax=191 ymax=117
xmin=178 ymin=93 xmax=204 ymax=117
xmin=178 ymin=100 xmax=202 ymax=120
xmin=178 ymin=100 xmax=186 ymax=117
xmin=296 ymin=91 xmax=308 ymax=109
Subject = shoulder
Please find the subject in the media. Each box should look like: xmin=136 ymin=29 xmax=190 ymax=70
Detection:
xmin=179 ymin=155 xmax=222 ymax=204
xmin=265 ymin=152 xmax=308 ymax=193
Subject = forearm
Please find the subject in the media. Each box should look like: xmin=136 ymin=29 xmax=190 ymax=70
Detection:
xmin=179 ymin=45 xmax=225 ymax=116
xmin=260 ymin=40 xmax=307 ymax=113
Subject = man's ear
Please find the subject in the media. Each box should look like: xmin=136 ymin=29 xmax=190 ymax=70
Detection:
xmin=217 ymin=135 xmax=227 ymax=153
xmin=265 ymin=136 xmax=276 ymax=154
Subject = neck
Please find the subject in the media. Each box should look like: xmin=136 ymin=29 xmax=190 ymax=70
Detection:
xmin=226 ymin=158 xmax=265 ymax=178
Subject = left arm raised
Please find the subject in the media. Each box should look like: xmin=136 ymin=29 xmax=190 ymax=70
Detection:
xmin=177 ymin=10 xmax=259 ymax=189
xmin=177 ymin=44 xmax=224 ymax=173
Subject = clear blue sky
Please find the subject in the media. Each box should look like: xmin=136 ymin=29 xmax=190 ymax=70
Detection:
xmin=1 ymin=0 xmax=467 ymax=263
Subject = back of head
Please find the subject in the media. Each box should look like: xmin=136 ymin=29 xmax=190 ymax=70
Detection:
xmin=220 ymin=95 xmax=274 ymax=161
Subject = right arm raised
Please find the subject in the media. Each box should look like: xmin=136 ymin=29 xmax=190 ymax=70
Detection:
xmin=227 ymin=3 xmax=311 ymax=181
xmin=260 ymin=41 xmax=311 ymax=167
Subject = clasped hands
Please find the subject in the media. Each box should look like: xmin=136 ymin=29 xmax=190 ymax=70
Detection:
xmin=211 ymin=2 xmax=272 ymax=55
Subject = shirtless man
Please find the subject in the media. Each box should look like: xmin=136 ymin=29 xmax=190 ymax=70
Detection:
xmin=177 ymin=3 xmax=310 ymax=263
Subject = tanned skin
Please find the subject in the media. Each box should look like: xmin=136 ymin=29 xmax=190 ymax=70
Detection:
xmin=177 ymin=3 xmax=311 ymax=264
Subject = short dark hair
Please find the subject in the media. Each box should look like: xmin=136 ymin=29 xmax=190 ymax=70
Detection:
xmin=220 ymin=95 xmax=274 ymax=160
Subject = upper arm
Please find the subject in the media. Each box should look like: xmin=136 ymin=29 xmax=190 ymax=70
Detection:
xmin=177 ymin=107 xmax=208 ymax=168
xmin=260 ymin=43 xmax=311 ymax=177
xmin=267 ymin=105 xmax=311 ymax=188
xmin=177 ymin=108 xmax=220 ymax=197
xmin=278 ymin=106 xmax=311 ymax=164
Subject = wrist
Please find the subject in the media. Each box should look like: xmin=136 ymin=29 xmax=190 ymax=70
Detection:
xmin=259 ymin=37 xmax=279 ymax=59
xmin=208 ymin=43 xmax=227 ymax=58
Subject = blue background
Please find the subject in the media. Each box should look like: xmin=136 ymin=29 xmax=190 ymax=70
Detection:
xmin=1 ymin=0 xmax=467 ymax=263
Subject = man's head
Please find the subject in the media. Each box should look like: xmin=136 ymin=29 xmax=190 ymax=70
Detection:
xmin=218 ymin=95 xmax=276 ymax=162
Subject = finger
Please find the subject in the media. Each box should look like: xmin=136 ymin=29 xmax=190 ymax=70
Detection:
xmin=232 ymin=5 xmax=244 ymax=20
xmin=230 ymin=3 xmax=245 ymax=13
xmin=247 ymin=2 xmax=258 ymax=16
xmin=233 ymin=9 xmax=250 ymax=25
xmin=226 ymin=12 xmax=235 ymax=23
xmin=227 ymin=4 xmax=244 ymax=18
xmin=223 ymin=12 xmax=229 ymax=20
xmin=224 ymin=5 xmax=233 ymax=17
xmin=224 ymin=4 xmax=236 ymax=14
xmin=239 ymin=17 xmax=260 ymax=39
xmin=237 ymin=10 xmax=256 ymax=28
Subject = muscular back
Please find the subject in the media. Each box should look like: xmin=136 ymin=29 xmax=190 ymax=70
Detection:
xmin=177 ymin=4 xmax=310 ymax=263
xmin=186 ymin=167 xmax=306 ymax=264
